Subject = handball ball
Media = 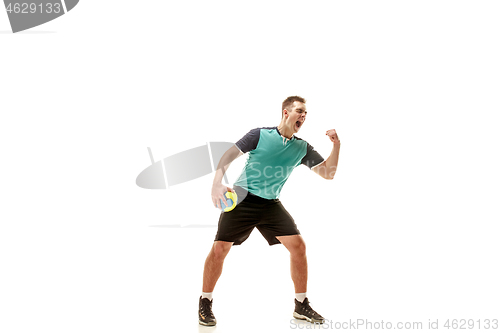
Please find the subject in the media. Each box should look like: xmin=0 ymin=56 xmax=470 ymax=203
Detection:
xmin=220 ymin=191 xmax=238 ymax=212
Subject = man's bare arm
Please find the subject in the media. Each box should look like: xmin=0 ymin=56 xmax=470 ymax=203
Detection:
xmin=212 ymin=145 xmax=243 ymax=209
xmin=312 ymin=129 xmax=340 ymax=180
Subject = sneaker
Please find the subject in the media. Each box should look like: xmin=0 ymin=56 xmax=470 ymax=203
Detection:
xmin=293 ymin=297 xmax=325 ymax=324
xmin=198 ymin=296 xmax=217 ymax=326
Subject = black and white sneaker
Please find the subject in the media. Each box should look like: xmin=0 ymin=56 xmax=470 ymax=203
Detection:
xmin=293 ymin=298 xmax=325 ymax=324
xmin=198 ymin=296 xmax=217 ymax=326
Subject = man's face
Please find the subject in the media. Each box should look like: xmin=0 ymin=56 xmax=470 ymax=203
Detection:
xmin=285 ymin=101 xmax=307 ymax=133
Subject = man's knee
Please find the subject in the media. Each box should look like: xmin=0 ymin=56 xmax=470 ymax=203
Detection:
xmin=278 ymin=235 xmax=306 ymax=257
xmin=212 ymin=241 xmax=232 ymax=260
xmin=293 ymin=240 xmax=306 ymax=257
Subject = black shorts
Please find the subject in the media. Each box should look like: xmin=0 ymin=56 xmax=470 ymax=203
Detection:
xmin=214 ymin=186 xmax=300 ymax=246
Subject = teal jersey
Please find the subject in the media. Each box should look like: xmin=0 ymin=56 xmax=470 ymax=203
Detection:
xmin=233 ymin=127 xmax=324 ymax=199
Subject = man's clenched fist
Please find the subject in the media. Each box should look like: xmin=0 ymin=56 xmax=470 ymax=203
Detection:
xmin=326 ymin=129 xmax=340 ymax=145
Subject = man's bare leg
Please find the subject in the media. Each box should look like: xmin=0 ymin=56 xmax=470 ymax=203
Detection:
xmin=276 ymin=235 xmax=307 ymax=293
xmin=199 ymin=241 xmax=233 ymax=326
xmin=202 ymin=240 xmax=233 ymax=293
xmin=276 ymin=234 xmax=324 ymax=323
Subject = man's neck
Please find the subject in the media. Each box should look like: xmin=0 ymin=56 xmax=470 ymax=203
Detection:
xmin=277 ymin=123 xmax=294 ymax=139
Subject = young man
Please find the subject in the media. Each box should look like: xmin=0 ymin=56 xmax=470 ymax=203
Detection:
xmin=199 ymin=96 xmax=341 ymax=326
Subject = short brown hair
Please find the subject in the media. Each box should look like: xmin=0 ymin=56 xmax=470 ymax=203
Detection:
xmin=282 ymin=96 xmax=306 ymax=116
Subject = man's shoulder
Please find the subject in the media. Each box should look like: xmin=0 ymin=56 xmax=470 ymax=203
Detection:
xmin=236 ymin=127 xmax=277 ymax=153
xmin=293 ymin=135 xmax=310 ymax=146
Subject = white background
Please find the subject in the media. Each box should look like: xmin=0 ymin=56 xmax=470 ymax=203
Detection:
xmin=1 ymin=1 xmax=499 ymax=332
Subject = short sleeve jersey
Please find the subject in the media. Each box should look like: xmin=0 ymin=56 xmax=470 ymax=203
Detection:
xmin=233 ymin=127 xmax=324 ymax=199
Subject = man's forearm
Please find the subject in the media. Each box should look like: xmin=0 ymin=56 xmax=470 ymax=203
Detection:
xmin=213 ymin=145 xmax=242 ymax=184
xmin=324 ymin=144 xmax=340 ymax=179
xmin=213 ymin=164 xmax=228 ymax=185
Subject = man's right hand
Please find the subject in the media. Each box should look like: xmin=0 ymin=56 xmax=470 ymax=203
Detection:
xmin=212 ymin=183 xmax=235 ymax=209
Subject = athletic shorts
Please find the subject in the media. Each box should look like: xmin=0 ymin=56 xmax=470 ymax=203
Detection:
xmin=214 ymin=186 xmax=300 ymax=246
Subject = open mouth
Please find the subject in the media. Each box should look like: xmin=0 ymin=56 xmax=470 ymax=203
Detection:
xmin=295 ymin=121 xmax=303 ymax=130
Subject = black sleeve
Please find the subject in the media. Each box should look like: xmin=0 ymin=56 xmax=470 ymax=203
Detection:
xmin=301 ymin=143 xmax=325 ymax=169
xmin=235 ymin=128 xmax=261 ymax=153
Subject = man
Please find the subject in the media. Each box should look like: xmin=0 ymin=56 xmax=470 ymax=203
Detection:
xmin=199 ymin=96 xmax=341 ymax=326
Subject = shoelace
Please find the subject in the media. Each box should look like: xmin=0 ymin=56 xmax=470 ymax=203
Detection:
xmin=300 ymin=299 xmax=321 ymax=317
xmin=200 ymin=299 xmax=214 ymax=317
